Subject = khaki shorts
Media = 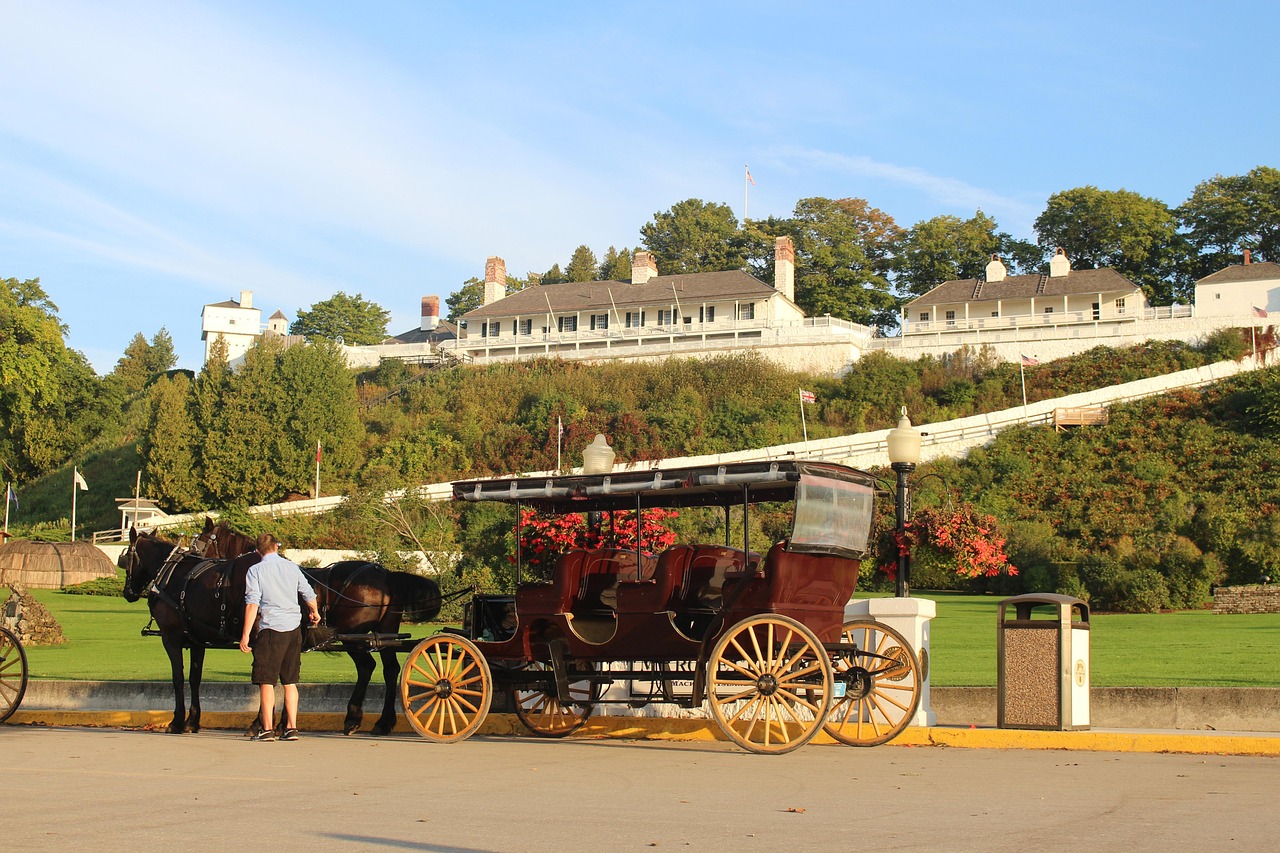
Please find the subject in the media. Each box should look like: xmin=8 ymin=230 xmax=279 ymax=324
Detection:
xmin=251 ymin=627 xmax=302 ymax=685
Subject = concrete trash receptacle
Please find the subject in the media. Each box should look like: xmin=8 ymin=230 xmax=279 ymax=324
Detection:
xmin=997 ymin=593 xmax=1090 ymax=730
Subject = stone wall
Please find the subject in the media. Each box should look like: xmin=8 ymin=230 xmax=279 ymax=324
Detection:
xmin=1213 ymin=584 xmax=1280 ymax=614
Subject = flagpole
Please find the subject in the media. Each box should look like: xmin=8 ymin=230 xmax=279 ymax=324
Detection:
xmin=798 ymin=389 xmax=809 ymax=443
xmin=1020 ymin=361 xmax=1028 ymax=419
xmin=315 ymin=440 xmax=322 ymax=512
xmin=744 ymin=164 xmax=749 ymax=223
xmin=4 ymin=482 xmax=10 ymax=536
xmin=556 ymin=417 xmax=563 ymax=472
xmin=71 ymin=466 xmax=79 ymax=542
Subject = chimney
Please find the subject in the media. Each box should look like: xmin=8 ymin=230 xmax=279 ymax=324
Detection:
xmin=1244 ymin=249 xmax=1253 ymax=265
xmin=1049 ymin=246 xmax=1071 ymax=278
xmin=483 ymin=256 xmax=507 ymax=306
xmin=420 ymin=295 xmax=440 ymax=331
xmin=774 ymin=236 xmax=795 ymax=301
xmin=984 ymin=254 xmax=1007 ymax=283
xmin=239 ymin=290 xmax=254 ymax=309
xmin=631 ymin=251 xmax=658 ymax=285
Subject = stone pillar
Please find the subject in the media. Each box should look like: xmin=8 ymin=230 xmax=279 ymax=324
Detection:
xmin=845 ymin=596 xmax=937 ymax=726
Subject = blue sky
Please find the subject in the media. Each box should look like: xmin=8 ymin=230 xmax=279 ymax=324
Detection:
xmin=2 ymin=1 xmax=1275 ymax=372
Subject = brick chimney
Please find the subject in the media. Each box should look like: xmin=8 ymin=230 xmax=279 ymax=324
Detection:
xmin=483 ymin=257 xmax=507 ymax=306
xmin=420 ymin=295 xmax=440 ymax=331
xmin=1244 ymin=249 xmax=1253 ymax=265
xmin=239 ymin=290 xmax=254 ymax=309
xmin=774 ymin=236 xmax=795 ymax=301
xmin=985 ymin=254 xmax=1007 ymax=283
xmin=631 ymin=251 xmax=658 ymax=285
xmin=1049 ymin=247 xmax=1071 ymax=278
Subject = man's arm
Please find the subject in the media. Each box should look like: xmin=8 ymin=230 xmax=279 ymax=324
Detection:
xmin=240 ymin=603 xmax=259 ymax=653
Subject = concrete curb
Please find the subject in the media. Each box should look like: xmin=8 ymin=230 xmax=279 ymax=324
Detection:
xmin=7 ymin=711 xmax=1278 ymax=756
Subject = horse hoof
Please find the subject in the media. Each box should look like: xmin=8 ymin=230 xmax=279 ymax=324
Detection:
xmin=342 ymin=725 xmax=360 ymax=736
xmin=370 ymin=725 xmax=392 ymax=737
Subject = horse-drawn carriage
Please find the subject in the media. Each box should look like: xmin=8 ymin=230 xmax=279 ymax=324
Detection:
xmin=398 ymin=459 xmax=922 ymax=754
xmin=0 ymin=623 xmax=27 ymax=723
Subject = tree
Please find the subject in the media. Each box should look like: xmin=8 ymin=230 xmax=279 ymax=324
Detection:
xmin=1178 ymin=166 xmax=1280 ymax=278
xmin=0 ymin=277 xmax=107 ymax=478
xmin=273 ymin=339 xmax=362 ymax=497
xmin=640 ymin=198 xmax=743 ymax=274
xmin=141 ymin=373 xmax=202 ymax=510
xmin=565 ymin=245 xmax=600 ymax=282
xmin=541 ymin=263 xmax=566 ymax=285
xmin=111 ymin=328 xmax=177 ymax=395
xmin=598 ymin=246 xmax=632 ymax=281
xmin=446 ymin=277 xmax=483 ymax=321
xmin=895 ymin=212 xmax=1003 ymax=298
xmin=1034 ymin=186 xmax=1188 ymax=303
xmin=289 ymin=292 xmax=390 ymax=345
xmin=790 ymin=197 xmax=904 ymax=329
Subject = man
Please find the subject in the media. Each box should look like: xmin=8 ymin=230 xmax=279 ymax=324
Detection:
xmin=239 ymin=532 xmax=320 ymax=742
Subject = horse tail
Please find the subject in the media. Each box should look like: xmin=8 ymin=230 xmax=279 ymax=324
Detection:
xmin=390 ymin=571 xmax=442 ymax=623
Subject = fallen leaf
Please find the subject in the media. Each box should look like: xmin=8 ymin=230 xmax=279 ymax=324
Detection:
xmin=785 ymin=807 xmax=806 ymax=814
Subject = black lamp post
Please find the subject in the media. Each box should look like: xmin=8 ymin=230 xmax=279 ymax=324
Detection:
xmin=887 ymin=407 xmax=922 ymax=598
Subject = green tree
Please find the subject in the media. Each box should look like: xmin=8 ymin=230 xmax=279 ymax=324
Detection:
xmin=141 ymin=373 xmax=202 ymax=510
xmin=598 ymin=246 xmax=632 ymax=280
xmin=565 ymin=245 xmax=600 ymax=282
xmin=640 ymin=198 xmax=743 ymax=274
xmin=541 ymin=263 xmax=566 ymax=285
xmin=290 ymin=292 xmax=390 ymax=345
xmin=273 ymin=339 xmax=362 ymax=497
xmin=446 ymin=277 xmax=483 ymax=320
xmin=1178 ymin=166 xmax=1280 ymax=278
xmin=1034 ymin=186 xmax=1188 ymax=303
xmin=111 ymin=328 xmax=177 ymax=395
xmin=790 ymin=197 xmax=903 ymax=328
xmin=895 ymin=212 xmax=1003 ymax=298
xmin=203 ymin=337 xmax=286 ymax=504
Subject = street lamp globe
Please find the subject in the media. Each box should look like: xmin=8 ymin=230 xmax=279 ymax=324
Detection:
xmin=887 ymin=407 xmax=922 ymax=467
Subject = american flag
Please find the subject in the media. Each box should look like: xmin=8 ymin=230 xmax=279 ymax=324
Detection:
xmin=799 ymin=389 xmax=816 ymax=404
xmin=745 ymin=166 xmax=756 ymax=186
xmin=1254 ymin=306 xmax=1268 ymax=318
xmin=1021 ymin=354 xmax=1039 ymax=367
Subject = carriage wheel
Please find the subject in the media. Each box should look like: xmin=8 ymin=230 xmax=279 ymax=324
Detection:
xmin=0 ymin=626 xmax=28 ymax=724
xmin=510 ymin=661 xmax=597 ymax=738
xmin=823 ymin=620 xmax=921 ymax=747
xmin=707 ymin=614 xmax=833 ymax=755
xmin=400 ymin=634 xmax=492 ymax=743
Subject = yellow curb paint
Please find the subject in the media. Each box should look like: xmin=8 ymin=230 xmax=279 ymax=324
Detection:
xmin=8 ymin=712 xmax=1278 ymax=756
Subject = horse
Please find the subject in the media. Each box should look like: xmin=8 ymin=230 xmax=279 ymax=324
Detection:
xmin=179 ymin=521 xmax=443 ymax=736
xmin=119 ymin=522 xmax=261 ymax=734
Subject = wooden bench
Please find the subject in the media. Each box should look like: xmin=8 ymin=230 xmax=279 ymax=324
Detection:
xmin=1054 ymin=406 xmax=1108 ymax=431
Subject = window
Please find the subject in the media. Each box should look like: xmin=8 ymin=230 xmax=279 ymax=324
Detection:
xmin=625 ymin=311 xmax=646 ymax=328
xmin=991 ymin=311 xmax=999 ymax=317
xmin=945 ymin=310 xmax=956 ymax=326
xmin=738 ymin=303 xmax=755 ymax=321
xmin=1044 ymin=307 xmax=1054 ymax=314
xmin=589 ymin=314 xmax=608 ymax=330
xmin=658 ymin=309 xmax=674 ymax=325
xmin=558 ymin=316 xmax=577 ymax=332
xmin=919 ymin=312 xmax=930 ymax=322
xmin=699 ymin=306 xmax=715 ymax=323
xmin=1115 ymin=297 xmax=1128 ymax=314
xmin=518 ymin=319 xmax=532 ymax=336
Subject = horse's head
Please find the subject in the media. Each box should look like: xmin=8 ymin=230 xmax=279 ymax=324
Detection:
xmin=191 ymin=518 xmax=257 ymax=561
xmin=120 ymin=526 xmax=177 ymax=603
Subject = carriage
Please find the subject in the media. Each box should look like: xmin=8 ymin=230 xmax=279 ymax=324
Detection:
xmin=398 ymin=459 xmax=922 ymax=754
xmin=0 ymin=624 xmax=27 ymax=724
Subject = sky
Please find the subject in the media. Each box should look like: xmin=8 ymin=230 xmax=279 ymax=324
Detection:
xmin=2 ymin=1 xmax=1276 ymax=373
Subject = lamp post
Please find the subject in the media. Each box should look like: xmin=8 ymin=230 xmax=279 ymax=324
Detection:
xmin=886 ymin=407 xmax=922 ymax=598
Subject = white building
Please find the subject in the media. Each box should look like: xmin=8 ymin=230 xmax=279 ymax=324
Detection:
xmin=1194 ymin=251 xmax=1280 ymax=317
xmin=200 ymin=291 xmax=294 ymax=366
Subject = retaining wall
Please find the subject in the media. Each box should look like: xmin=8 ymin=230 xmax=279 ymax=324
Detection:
xmin=1214 ymin=585 xmax=1280 ymax=614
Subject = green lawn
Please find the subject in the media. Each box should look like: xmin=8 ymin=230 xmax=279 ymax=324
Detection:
xmin=22 ymin=588 xmax=1280 ymax=687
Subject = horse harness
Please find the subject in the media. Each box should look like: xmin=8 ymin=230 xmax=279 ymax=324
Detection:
xmin=145 ymin=546 xmax=246 ymax=646
xmin=309 ymin=562 xmax=387 ymax=626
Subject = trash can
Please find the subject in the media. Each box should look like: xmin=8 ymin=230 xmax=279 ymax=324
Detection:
xmin=997 ymin=593 xmax=1089 ymax=730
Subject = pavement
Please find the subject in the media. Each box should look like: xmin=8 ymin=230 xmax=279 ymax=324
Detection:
xmin=8 ymin=708 xmax=1279 ymax=756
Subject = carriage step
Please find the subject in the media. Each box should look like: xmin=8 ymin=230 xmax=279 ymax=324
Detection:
xmin=141 ymin=629 xmax=163 ymax=637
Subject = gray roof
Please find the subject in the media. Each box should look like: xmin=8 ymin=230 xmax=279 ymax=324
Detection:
xmin=906 ymin=267 xmax=1141 ymax=306
xmin=460 ymin=270 xmax=780 ymax=320
xmin=203 ymin=299 xmax=248 ymax=310
xmin=1197 ymin=261 xmax=1280 ymax=285
xmin=388 ymin=319 xmax=461 ymax=344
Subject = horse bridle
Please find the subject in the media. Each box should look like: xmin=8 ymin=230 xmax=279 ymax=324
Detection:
xmin=123 ymin=535 xmax=191 ymax=599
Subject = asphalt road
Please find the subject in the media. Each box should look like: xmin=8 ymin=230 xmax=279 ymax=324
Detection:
xmin=3 ymin=726 xmax=1276 ymax=852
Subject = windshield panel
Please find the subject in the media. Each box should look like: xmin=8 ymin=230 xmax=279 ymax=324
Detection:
xmin=790 ymin=474 xmax=875 ymax=558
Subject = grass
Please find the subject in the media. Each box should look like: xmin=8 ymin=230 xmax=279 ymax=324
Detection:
xmin=21 ymin=588 xmax=1280 ymax=687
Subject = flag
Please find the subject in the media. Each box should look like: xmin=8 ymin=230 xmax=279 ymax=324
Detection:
xmin=1254 ymin=306 xmax=1268 ymax=318
xmin=557 ymin=416 xmax=564 ymax=439
xmin=1021 ymin=354 xmax=1039 ymax=367
xmin=745 ymin=165 xmax=756 ymax=186
xmin=73 ymin=470 xmax=88 ymax=491
xmin=5 ymin=483 xmax=16 ymax=509
xmin=316 ymin=441 xmax=323 ymax=464
xmin=799 ymin=389 xmax=816 ymax=404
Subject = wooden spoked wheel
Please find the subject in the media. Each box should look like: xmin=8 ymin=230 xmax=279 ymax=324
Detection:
xmin=0 ymin=626 xmax=28 ymax=724
xmin=400 ymin=635 xmax=492 ymax=743
xmin=707 ymin=614 xmax=833 ymax=754
xmin=511 ymin=661 xmax=597 ymax=738
xmin=823 ymin=620 xmax=921 ymax=747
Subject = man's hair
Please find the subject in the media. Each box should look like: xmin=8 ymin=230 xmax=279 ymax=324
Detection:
xmin=256 ymin=532 xmax=282 ymax=553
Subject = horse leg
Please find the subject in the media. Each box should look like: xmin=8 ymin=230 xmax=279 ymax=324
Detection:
xmin=161 ymin=634 xmax=187 ymax=734
xmin=344 ymin=648 xmax=376 ymax=735
xmin=370 ymin=648 xmax=401 ymax=737
xmin=186 ymin=645 xmax=205 ymax=733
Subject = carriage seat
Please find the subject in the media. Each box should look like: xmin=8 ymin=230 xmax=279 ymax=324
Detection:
xmin=577 ymin=548 xmax=656 ymax=614
xmin=515 ymin=549 xmax=591 ymax=618
xmin=670 ymin=545 xmax=760 ymax=613
xmin=615 ymin=544 xmax=695 ymax=614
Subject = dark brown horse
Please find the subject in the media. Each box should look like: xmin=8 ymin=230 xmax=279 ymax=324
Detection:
xmin=119 ymin=523 xmax=260 ymax=733
xmin=124 ymin=520 xmax=443 ymax=736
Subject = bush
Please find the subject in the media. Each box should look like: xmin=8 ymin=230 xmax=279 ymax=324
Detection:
xmin=61 ymin=572 xmax=125 ymax=596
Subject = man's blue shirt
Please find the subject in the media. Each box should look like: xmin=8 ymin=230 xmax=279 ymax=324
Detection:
xmin=245 ymin=552 xmax=317 ymax=632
